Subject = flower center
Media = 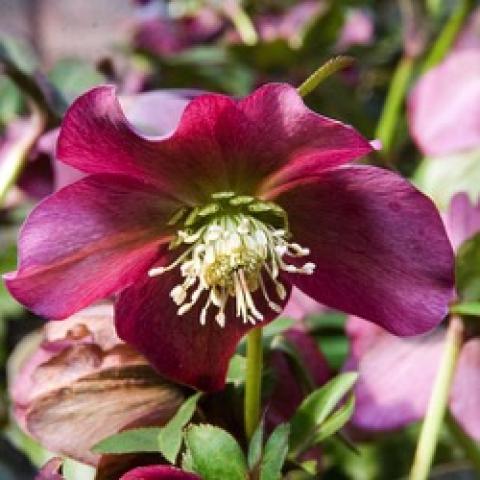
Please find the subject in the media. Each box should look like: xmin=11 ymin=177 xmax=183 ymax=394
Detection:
xmin=148 ymin=192 xmax=315 ymax=327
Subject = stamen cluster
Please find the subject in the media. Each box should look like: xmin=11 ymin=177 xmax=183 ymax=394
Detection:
xmin=149 ymin=192 xmax=315 ymax=327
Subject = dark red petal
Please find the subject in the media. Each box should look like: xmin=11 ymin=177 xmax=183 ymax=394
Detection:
xmin=237 ymin=83 xmax=372 ymax=196
xmin=120 ymin=466 xmax=201 ymax=480
xmin=57 ymin=86 xmax=198 ymax=203
xmin=115 ymin=263 xmax=290 ymax=392
xmin=450 ymin=339 xmax=480 ymax=441
xmin=275 ymin=165 xmax=455 ymax=335
xmin=58 ymin=84 xmax=371 ymax=205
xmin=5 ymin=175 xmax=178 ymax=319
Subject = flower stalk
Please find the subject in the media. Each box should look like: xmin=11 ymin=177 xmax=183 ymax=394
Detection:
xmin=244 ymin=326 xmax=263 ymax=440
xmin=409 ymin=316 xmax=464 ymax=480
xmin=222 ymin=2 xmax=258 ymax=46
xmin=422 ymin=0 xmax=471 ymax=72
xmin=375 ymin=55 xmax=414 ymax=156
xmin=297 ymin=56 xmax=355 ymax=98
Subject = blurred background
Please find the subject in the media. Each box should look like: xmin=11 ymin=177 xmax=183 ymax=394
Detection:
xmin=1 ymin=0 xmax=479 ymax=479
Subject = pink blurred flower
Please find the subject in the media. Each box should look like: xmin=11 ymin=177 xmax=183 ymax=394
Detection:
xmin=132 ymin=3 xmax=223 ymax=56
xmin=282 ymin=288 xmax=324 ymax=323
xmin=408 ymin=49 xmax=480 ymax=156
xmin=255 ymin=1 xmax=324 ymax=47
xmin=455 ymin=7 xmax=480 ymax=50
xmin=336 ymin=9 xmax=374 ymax=51
xmin=5 ymin=82 xmax=453 ymax=393
xmin=348 ymin=193 xmax=480 ymax=439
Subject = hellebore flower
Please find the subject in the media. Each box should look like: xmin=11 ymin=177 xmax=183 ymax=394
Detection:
xmin=347 ymin=193 xmax=480 ymax=439
xmin=408 ymin=49 xmax=480 ymax=157
xmin=9 ymin=303 xmax=184 ymax=465
xmin=5 ymin=82 xmax=454 ymax=391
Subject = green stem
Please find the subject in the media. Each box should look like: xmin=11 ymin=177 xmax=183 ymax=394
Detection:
xmin=297 ymin=56 xmax=355 ymax=98
xmin=409 ymin=317 xmax=463 ymax=480
xmin=446 ymin=413 xmax=480 ymax=473
xmin=244 ymin=327 xmax=263 ymax=440
xmin=224 ymin=4 xmax=258 ymax=46
xmin=422 ymin=0 xmax=471 ymax=72
xmin=374 ymin=55 xmax=414 ymax=156
xmin=0 ymin=105 xmax=45 ymax=207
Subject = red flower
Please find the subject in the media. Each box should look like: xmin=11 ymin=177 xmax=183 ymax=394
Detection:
xmin=6 ymin=83 xmax=454 ymax=391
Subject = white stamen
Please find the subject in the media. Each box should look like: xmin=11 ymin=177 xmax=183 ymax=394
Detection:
xmin=153 ymin=207 xmax=315 ymax=327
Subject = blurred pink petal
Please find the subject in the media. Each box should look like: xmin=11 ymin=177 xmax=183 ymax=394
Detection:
xmin=442 ymin=192 xmax=480 ymax=250
xmin=408 ymin=50 xmax=480 ymax=156
xmin=336 ymin=9 xmax=374 ymax=51
xmin=348 ymin=316 xmax=446 ymax=431
xmin=455 ymin=7 xmax=480 ymax=50
xmin=282 ymin=288 xmax=324 ymax=322
xmin=256 ymin=1 xmax=324 ymax=46
xmin=450 ymin=339 xmax=480 ymax=440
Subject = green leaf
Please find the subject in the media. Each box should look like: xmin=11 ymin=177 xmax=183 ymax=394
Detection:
xmin=450 ymin=302 xmax=480 ymax=316
xmin=456 ymin=233 xmax=480 ymax=302
xmin=184 ymin=424 xmax=248 ymax=480
xmin=260 ymin=423 xmax=290 ymax=480
xmin=305 ymin=312 xmax=346 ymax=332
xmin=297 ymin=56 xmax=354 ymax=98
xmin=0 ymin=241 xmax=22 ymax=321
xmin=92 ymin=427 xmax=163 ymax=454
xmin=313 ymin=394 xmax=356 ymax=443
xmin=248 ymin=418 xmax=264 ymax=470
xmin=0 ymin=76 xmax=22 ymax=125
xmin=181 ymin=449 xmax=195 ymax=472
xmin=226 ymin=354 xmax=247 ymax=386
xmin=0 ymin=35 xmax=38 ymax=73
xmin=157 ymin=392 xmax=202 ymax=463
xmin=289 ymin=372 xmax=358 ymax=455
xmin=262 ymin=317 xmax=295 ymax=338
xmin=48 ymin=58 xmax=105 ymax=103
